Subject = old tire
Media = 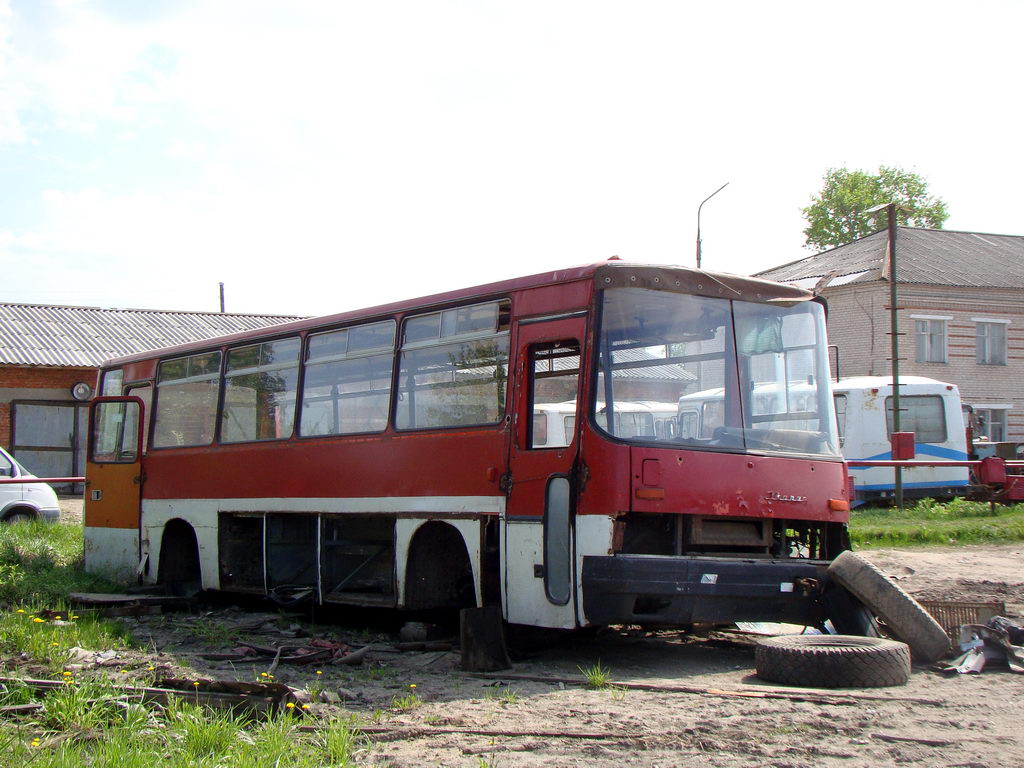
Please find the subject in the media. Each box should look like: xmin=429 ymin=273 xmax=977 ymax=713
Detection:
xmin=827 ymin=550 xmax=949 ymax=664
xmin=755 ymin=635 xmax=911 ymax=688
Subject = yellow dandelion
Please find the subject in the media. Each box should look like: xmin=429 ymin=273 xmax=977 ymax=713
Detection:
xmin=315 ymin=670 xmax=323 ymax=675
xmin=51 ymin=642 xmax=59 ymax=647
xmin=70 ymin=615 xmax=79 ymax=620
xmin=16 ymin=609 xmax=25 ymax=614
xmin=301 ymin=704 xmax=310 ymax=710
xmin=409 ymin=683 xmax=417 ymax=689
xmin=285 ymin=702 xmax=295 ymax=709
xmin=260 ymin=672 xmax=268 ymax=677
xmin=192 ymin=681 xmax=200 ymax=687
xmin=147 ymin=665 xmax=155 ymax=671
xmin=61 ymin=671 xmax=72 ymax=677
xmin=54 ymin=615 xmax=61 ymax=620
xmin=31 ymin=739 xmax=41 ymax=747
xmin=32 ymin=617 xmax=45 ymax=623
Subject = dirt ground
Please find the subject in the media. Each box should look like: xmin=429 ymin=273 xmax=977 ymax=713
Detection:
xmin=52 ymin=500 xmax=1024 ymax=766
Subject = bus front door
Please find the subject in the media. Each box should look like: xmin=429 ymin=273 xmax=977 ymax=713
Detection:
xmin=84 ymin=397 xmax=145 ymax=582
xmin=504 ymin=316 xmax=585 ymax=628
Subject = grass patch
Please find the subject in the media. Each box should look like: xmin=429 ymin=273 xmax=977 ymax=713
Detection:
xmin=0 ymin=520 xmax=372 ymax=765
xmin=0 ymin=519 xmax=133 ymax=673
xmin=850 ymin=498 xmax=1024 ymax=548
xmin=0 ymin=684 xmax=368 ymax=767
xmin=0 ymin=519 xmax=121 ymax=605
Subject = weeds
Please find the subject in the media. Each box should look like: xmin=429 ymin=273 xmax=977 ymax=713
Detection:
xmin=484 ymin=686 xmax=520 ymax=705
xmin=313 ymin=715 xmax=366 ymax=767
xmin=578 ymin=661 xmax=612 ymax=689
xmin=187 ymin=617 xmax=242 ymax=649
xmin=390 ymin=683 xmax=421 ymax=712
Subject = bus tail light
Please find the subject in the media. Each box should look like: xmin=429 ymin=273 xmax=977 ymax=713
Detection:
xmin=828 ymin=498 xmax=849 ymax=512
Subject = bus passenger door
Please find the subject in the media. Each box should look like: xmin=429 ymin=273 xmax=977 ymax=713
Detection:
xmin=504 ymin=317 xmax=585 ymax=628
xmin=84 ymin=397 xmax=145 ymax=582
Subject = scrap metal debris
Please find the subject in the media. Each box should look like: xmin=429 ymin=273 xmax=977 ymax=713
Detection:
xmin=941 ymin=616 xmax=1024 ymax=674
xmin=200 ymin=638 xmax=352 ymax=667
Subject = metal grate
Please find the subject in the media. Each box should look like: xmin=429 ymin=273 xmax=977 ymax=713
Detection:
xmin=918 ymin=600 xmax=1006 ymax=644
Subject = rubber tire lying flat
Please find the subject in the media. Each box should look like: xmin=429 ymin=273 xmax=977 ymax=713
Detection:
xmin=755 ymin=635 xmax=911 ymax=688
xmin=827 ymin=550 xmax=950 ymax=664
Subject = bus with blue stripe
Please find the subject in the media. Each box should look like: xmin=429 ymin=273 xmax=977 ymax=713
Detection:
xmin=833 ymin=376 xmax=969 ymax=505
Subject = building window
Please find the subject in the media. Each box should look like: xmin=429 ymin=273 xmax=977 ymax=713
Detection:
xmin=974 ymin=407 xmax=1008 ymax=442
xmin=913 ymin=318 xmax=948 ymax=363
xmin=975 ymin=320 xmax=1008 ymax=365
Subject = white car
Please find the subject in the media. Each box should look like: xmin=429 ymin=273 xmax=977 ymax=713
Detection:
xmin=0 ymin=447 xmax=61 ymax=523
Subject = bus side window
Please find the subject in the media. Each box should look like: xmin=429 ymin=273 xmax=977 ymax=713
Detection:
xmin=126 ymin=384 xmax=153 ymax=454
xmin=833 ymin=394 xmax=847 ymax=447
xmin=528 ymin=341 xmax=581 ymax=449
xmin=679 ymin=411 xmax=698 ymax=440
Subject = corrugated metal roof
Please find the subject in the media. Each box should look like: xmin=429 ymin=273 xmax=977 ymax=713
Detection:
xmin=756 ymin=227 xmax=1024 ymax=289
xmin=0 ymin=303 xmax=303 ymax=367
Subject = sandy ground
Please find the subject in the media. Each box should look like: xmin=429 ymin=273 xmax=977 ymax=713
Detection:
xmin=51 ymin=499 xmax=1024 ymax=766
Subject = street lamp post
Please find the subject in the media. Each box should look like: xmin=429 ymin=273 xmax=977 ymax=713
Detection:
xmin=696 ymin=182 xmax=729 ymax=270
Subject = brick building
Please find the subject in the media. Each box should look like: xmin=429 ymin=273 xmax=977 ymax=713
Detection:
xmin=0 ymin=303 xmax=300 ymax=488
xmin=756 ymin=227 xmax=1024 ymax=441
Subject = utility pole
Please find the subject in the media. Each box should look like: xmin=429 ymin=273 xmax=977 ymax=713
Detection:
xmin=219 ymin=283 xmax=225 ymax=313
xmin=696 ymin=182 xmax=729 ymax=270
xmin=868 ymin=202 xmax=903 ymax=509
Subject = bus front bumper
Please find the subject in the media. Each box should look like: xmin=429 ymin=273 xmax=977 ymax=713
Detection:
xmin=581 ymin=555 xmax=830 ymax=626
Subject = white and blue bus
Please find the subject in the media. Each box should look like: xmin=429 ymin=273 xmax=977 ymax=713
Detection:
xmin=678 ymin=375 xmax=970 ymax=505
xmin=832 ymin=376 xmax=969 ymax=505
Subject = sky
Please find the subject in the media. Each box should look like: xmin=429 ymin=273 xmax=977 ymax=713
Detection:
xmin=1 ymin=0 xmax=1022 ymax=317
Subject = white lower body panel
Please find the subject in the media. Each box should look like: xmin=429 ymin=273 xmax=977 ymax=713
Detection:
xmin=140 ymin=496 xmax=499 ymax=601
xmin=502 ymin=514 xmax=614 ymax=629
xmin=83 ymin=526 xmax=139 ymax=584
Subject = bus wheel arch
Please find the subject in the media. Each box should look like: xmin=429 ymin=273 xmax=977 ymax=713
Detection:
xmin=158 ymin=518 xmax=202 ymax=597
xmin=402 ymin=521 xmax=477 ymax=611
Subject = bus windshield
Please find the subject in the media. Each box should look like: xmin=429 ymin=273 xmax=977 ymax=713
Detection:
xmin=595 ymin=286 xmax=840 ymax=457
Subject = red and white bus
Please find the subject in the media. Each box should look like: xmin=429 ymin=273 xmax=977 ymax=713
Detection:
xmin=84 ymin=261 xmax=850 ymax=631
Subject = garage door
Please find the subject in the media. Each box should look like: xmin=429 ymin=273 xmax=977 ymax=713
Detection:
xmin=11 ymin=401 xmax=88 ymax=494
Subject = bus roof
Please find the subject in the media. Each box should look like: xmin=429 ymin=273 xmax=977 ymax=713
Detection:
xmin=832 ymin=375 xmax=958 ymax=394
xmin=99 ymin=261 xmax=815 ymax=368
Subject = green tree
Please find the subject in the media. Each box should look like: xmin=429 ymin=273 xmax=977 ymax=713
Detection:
xmin=802 ymin=166 xmax=949 ymax=250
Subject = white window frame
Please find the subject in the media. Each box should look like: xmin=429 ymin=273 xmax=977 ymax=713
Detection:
xmin=972 ymin=403 xmax=1012 ymax=442
xmin=972 ymin=317 xmax=1010 ymax=366
xmin=910 ymin=314 xmax=951 ymax=364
